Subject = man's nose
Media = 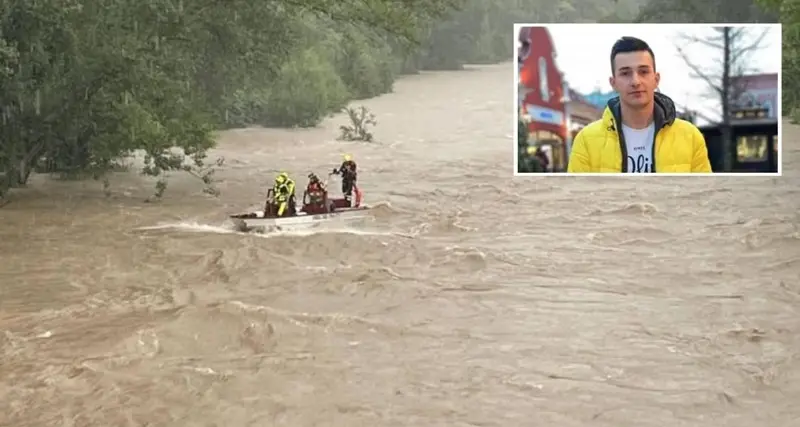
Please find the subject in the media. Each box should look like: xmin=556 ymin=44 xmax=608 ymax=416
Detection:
xmin=630 ymin=74 xmax=642 ymax=87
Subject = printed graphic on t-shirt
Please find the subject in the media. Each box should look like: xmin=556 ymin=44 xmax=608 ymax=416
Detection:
xmin=622 ymin=123 xmax=655 ymax=173
xmin=628 ymin=145 xmax=651 ymax=172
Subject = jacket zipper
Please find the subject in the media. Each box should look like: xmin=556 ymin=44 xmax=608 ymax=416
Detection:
xmin=650 ymin=133 xmax=658 ymax=173
xmin=611 ymin=119 xmax=628 ymax=172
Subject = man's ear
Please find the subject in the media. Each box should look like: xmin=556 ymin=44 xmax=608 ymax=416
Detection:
xmin=654 ymin=71 xmax=660 ymax=88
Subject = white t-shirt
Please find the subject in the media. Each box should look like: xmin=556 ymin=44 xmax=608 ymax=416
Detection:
xmin=622 ymin=123 xmax=655 ymax=173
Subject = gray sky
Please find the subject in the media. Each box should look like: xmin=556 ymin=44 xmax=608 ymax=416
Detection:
xmin=525 ymin=24 xmax=781 ymax=126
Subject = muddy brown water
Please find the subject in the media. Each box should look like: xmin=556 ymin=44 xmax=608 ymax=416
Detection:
xmin=1 ymin=63 xmax=799 ymax=426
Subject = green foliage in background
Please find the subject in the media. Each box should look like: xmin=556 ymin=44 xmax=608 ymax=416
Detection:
xmin=634 ymin=0 xmax=777 ymax=22
xmin=0 ymin=0 xmax=675 ymax=199
xmin=755 ymin=0 xmax=800 ymax=120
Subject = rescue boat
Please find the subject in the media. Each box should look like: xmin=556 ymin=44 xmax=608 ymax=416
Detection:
xmin=229 ymin=179 xmax=369 ymax=232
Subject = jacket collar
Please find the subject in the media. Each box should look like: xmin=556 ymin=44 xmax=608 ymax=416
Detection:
xmin=602 ymin=91 xmax=677 ymax=131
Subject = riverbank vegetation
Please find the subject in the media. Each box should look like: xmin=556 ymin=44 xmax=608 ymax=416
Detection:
xmin=339 ymin=106 xmax=377 ymax=142
xmin=755 ymin=0 xmax=800 ymax=119
xmin=0 ymin=0 xmax=787 ymax=200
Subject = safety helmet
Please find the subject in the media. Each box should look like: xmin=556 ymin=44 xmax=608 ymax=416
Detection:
xmin=343 ymin=154 xmax=352 ymax=162
xmin=275 ymin=173 xmax=286 ymax=183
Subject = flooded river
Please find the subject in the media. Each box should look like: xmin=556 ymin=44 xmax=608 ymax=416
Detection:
xmin=1 ymin=63 xmax=799 ymax=426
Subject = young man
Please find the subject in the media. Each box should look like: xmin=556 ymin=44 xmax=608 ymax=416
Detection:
xmin=567 ymin=37 xmax=712 ymax=173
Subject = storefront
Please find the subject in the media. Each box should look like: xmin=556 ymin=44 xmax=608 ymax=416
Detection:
xmin=732 ymin=73 xmax=778 ymax=118
xmin=517 ymin=26 xmax=568 ymax=171
xmin=517 ymin=27 xmax=608 ymax=171
xmin=731 ymin=73 xmax=779 ymax=163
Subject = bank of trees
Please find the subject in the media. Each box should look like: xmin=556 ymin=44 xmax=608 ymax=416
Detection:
xmin=0 ymin=0 xmax=656 ymax=199
xmin=755 ymin=0 xmax=800 ymax=119
xmin=1 ymin=0 xmax=448 ymax=197
xmin=634 ymin=0 xmax=777 ymax=22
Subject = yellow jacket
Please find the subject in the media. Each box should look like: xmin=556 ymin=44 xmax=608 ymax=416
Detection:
xmin=273 ymin=179 xmax=295 ymax=198
xmin=567 ymin=93 xmax=712 ymax=173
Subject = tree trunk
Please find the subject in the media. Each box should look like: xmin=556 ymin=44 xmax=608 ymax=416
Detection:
xmin=721 ymin=27 xmax=733 ymax=172
xmin=15 ymin=141 xmax=44 ymax=186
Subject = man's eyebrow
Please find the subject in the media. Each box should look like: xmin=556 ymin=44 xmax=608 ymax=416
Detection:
xmin=617 ymin=65 xmax=651 ymax=71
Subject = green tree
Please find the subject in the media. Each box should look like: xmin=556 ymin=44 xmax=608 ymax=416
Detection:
xmin=635 ymin=0 xmax=777 ymax=22
xmin=1 ymin=0 xmax=635 ymax=201
xmin=756 ymin=0 xmax=800 ymax=119
xmin=0 ymin=0 xmax=462 ymax=200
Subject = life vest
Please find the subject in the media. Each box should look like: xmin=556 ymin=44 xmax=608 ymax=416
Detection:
xmin=307 ymin=181 xmax=325 ymax=203
xmin=340 ymin=161 xmax=357 ymax=179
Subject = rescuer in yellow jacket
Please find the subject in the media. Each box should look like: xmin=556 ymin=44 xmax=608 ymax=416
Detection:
xmin=567 ymin=36 xmax=712 ymax=173
xmin=272 ymin=172 xmax=296 ymax=217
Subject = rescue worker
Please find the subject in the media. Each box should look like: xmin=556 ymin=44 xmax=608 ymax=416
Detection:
xmin=305 ymin=173 xmax=326 ymax=207
xmin=331 ymin=154 xmax=357 ymax=201
xmin=272 ymin=172 xmax=296 ymax=217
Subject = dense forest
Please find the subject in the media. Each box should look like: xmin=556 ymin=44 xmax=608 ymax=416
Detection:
xmin=755 ymin=0 xmax=800 ymax=115
xmin=0 ymin=0 xmax=791 ymax=198
xmin=0 ymin=0 xmax=640 ymax=197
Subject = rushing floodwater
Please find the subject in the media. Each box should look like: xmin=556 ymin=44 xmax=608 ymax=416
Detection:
xmin=1 ymin=63 xmax=799 ymax=427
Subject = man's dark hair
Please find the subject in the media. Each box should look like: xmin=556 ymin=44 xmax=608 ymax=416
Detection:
xmin=610 ymin=36 xmax=656 ymax=75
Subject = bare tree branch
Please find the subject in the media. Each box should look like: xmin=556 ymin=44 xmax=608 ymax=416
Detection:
xmin=675 ymin=45 xmax=723 ymax=95
xmin=673 ymin=26 xmax=773 ymax=171
xmin=730 ymin=28 xmax=769 ymax=65
xmin=674 ymin=27 xmax=768 ymax=118
xmin=678 ymin=33 xmax=724 ymax=51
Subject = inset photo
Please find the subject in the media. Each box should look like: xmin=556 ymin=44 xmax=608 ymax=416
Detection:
xmin=514 ymin=23 xmax=781 ymax=175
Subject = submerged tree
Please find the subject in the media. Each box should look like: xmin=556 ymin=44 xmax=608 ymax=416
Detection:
xmin=338 ymin=106 xmax=377 ymax=142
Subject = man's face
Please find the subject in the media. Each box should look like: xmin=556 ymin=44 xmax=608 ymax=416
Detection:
xmin=609 ymin=51 xmax=660 ymax=109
